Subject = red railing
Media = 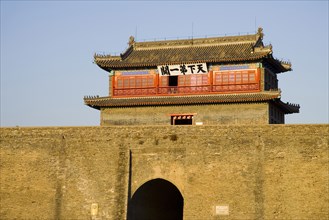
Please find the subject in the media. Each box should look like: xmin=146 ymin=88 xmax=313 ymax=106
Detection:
xmin=212 ymin=83 xmax=259 ymax=92
xmin=157 ymin=85 xmax=211 ymax=95
xmin=113 ymin=83 xmax=259 ymax=97
xmin=113 ymin=87 xmax=157 ymax=96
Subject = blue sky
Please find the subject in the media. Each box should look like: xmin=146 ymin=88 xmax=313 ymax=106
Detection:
xmin=1 ymin=1 xmax=328 ymax=126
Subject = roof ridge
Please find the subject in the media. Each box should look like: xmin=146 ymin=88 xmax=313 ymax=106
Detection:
xmin=133 ymin=40 xmax=256 ymax=51
xmin=133 ymin=33 xmax=259 ymax=50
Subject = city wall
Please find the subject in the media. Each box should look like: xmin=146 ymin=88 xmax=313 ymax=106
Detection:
xmin=1 ymin=125 xmax=328 ymax=219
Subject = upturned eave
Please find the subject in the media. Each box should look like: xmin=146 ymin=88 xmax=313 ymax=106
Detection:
xmin=84 ymin=91 xmax=281 ymax=109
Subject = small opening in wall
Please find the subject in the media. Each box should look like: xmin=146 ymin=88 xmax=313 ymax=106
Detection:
xmin=174 ymin=119 xmax=192 ymax=125
xmin=169 ymin=76 xmax=178 ymax=87
xmin=170 ymin=114 xmax=195 ymax=125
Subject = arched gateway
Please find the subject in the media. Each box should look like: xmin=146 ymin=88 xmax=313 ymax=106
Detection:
xmin=128 ymin=178 xmax=184 ymax=220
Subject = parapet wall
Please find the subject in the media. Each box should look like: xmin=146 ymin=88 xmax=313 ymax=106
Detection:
xmin=1 ymin=125 xmax=328 ymax=219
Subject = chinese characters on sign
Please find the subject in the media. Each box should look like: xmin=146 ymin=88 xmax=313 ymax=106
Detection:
xmin=157 ymin=63 xmax=208 ymax=76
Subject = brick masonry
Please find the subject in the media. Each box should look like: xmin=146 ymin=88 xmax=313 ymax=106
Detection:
xmin=100 ymin=103 xmax=269 ymax=126
xmin=0 ymin=124 xmax=328 ymax=219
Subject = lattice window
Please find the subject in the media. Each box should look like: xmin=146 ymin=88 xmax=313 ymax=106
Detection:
xmin=213 ymin=69 xmax=260 ymax=92
xmin=115 ymin=75 xmax=155 ymax=89
xmin=177 ymin=74 xmax=209 ymax=86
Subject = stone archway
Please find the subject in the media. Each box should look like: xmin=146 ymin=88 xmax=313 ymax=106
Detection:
xmin=128 ymin=178 xmax=183 ymax=220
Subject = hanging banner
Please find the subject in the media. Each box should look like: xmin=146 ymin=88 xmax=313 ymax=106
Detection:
xmin=157 ymin=63 xmax=208 ymax=76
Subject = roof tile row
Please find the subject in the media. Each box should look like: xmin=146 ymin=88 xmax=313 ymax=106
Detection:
xmin=84 ymin=91 xmax=281 ymax=109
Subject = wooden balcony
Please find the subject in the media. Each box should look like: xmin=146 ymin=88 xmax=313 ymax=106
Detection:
xmin=112 ymin=69 xmax=261 ymax=97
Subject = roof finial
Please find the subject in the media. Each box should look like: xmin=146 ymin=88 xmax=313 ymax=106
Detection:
xmin=128 ymin=36 xmax=135 ymax=46
xmin=257 ymin=27 xmax=264 ymax=39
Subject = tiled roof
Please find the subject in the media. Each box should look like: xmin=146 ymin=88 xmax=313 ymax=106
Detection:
xmin=94 ymin=28 xmax=291 ymax=72
xmin=84 ymin=91 xmax=281 ymax=109
xmin=274 ymin=100 xmax=300 ymax=114
xmin=95 ymin=43 xmax=270 ymax=68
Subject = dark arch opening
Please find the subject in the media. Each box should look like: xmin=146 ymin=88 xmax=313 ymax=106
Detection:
xmin=128 ymin=178 xmax=183 ymax=220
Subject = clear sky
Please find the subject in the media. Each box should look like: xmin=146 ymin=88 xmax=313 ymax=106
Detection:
xmin=1 ymin=1 xmax=328 ymax=126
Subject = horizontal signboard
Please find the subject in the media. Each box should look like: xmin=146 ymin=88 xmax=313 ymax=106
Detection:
xmin=158 ymin=63 xmax=208 ymax=76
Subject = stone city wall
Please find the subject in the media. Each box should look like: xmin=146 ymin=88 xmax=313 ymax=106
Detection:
xmin=1 ymin=124 xmax=328 ymax=219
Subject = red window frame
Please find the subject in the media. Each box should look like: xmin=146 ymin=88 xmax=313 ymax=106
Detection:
xmin=212 ymin=68 xmax=260 ymax=93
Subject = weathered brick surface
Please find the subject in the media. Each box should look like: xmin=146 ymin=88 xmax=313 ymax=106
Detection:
xmin=101 ymin=103 xmax=269 ymax=126
xmin=0 ymin=125 xmax=328 ymax=219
